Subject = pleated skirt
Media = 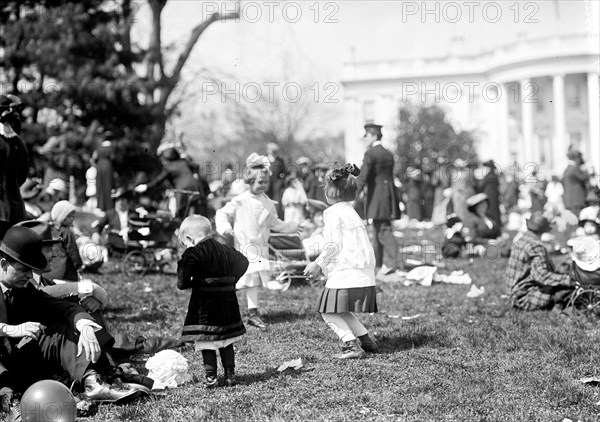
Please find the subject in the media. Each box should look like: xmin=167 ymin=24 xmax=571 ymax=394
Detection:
xmin=317 ymin=286 xmax=378 ymax=314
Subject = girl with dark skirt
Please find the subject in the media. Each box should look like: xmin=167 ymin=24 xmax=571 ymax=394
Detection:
xmin=177 ymin=215 xmax=249 ymax=388
xmin=304 ymin=164 xmax=379 ymax=359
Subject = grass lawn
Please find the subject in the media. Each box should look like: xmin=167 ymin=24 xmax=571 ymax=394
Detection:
xmin=76 ymin=227 xmax=600 ymax=422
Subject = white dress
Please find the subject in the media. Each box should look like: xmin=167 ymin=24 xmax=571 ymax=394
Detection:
xmin=215 ymin=190 xmax=296 ymax=289
xmin=314 ymin=202 xmax=376 ymax=289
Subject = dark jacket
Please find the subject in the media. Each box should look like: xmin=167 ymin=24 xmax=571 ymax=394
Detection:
xmin=479 ymin=171 xmax=501 ymax=227
xmin=562 ymin=163 xmax=588 ymax=213
xmin=0 ymin=134 xmax=28 ymax=226
xmin=46 ymin=225 xmax=83 ymax=282
xmin=177 ymin=238 xmax=249 ymax=342
xmin=356 ymin=143 xmax=401 ymax=221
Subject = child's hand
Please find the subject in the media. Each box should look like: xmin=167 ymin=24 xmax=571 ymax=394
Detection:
xmin=303 ymin=262 xmax=321 ymax=278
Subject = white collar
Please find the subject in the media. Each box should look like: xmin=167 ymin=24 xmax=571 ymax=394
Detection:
xmin=0 ymin=123 xmax=17 ymax=138
xmin=0 ymin=282 xmax=10 ymax=295
xmin=30 ymin=273 xmax=42 ymax=289
xmin=371 ymin=141 xmax=382 ymax=147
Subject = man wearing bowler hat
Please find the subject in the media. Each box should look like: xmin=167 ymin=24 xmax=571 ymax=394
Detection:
xmin=505 ymin=212 xmax=575 ymax=311
xmin=356 ymin=124 xmax=401 ymax=274
xmin=0 ymin=226 xmax=140 ymax=404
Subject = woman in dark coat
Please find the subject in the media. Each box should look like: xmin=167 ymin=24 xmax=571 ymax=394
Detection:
xmin=479 ymin=160 xmax=502 ymax=227
xmin=0 ymin=95 xmax=28 ymax=239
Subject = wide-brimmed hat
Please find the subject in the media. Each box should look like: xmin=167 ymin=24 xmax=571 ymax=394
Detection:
xmin=466 ymin=193 xmax=488 ymax=212
xmin=15 ymin=220 xmax=62 ymax=245
xmin=0 ymin=226 xmax=47 ymax=271
xmin=307 ymin=199 xmax=328 ymax=213
xmin=526 ymin=211 xmax=552 ymax=234
xmin=46 ymin=178 xmax=67 ymax=194
xmin=51 ymin=200 xmax=77 ymax=227
xmin=572 ymin=237 xmax=600 ymax=272
xmin=19 ymin=178 xmax=43 ymax=200
xmin=578 ymin=206 xmax=600 ymax=227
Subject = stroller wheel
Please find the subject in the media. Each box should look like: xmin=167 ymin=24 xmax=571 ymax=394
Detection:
xmin=122 ymin=251 xmax=147 ymax=278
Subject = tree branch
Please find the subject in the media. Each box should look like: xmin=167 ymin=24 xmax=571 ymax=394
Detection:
xmin=159 ymin=9 xmax=239 ymax=107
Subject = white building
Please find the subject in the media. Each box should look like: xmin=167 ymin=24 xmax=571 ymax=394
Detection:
xmin=341 ymin=8 xmax=599 ymax=176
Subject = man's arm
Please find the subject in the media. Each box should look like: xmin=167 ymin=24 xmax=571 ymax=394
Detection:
xmin=530 ymin=246 xmax=572 ymax=287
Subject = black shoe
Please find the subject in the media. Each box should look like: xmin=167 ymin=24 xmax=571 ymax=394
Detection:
xmin=246 ymin=316 xmax=266 ymax=329
xmin=333 ymin=339 xmax=366 ymax=360
xmin=83 ymin=371 xmax=142 ymax=404
xmin=204 ymin=375 xmax=218 ymax=389
xmin=246 ymin=310 xmax=266 ymax=329
xmin=224 ymin=368 xmax=237 ymax=387
xmin=358 ymin=334 xmax=379 ymax=353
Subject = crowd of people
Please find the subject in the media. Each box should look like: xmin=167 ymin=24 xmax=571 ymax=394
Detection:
xmin=1 ymin=92 xmax=600 ymax=418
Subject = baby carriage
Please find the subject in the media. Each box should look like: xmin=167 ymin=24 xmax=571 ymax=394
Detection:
xmin=267 ymin=233 xmax=326 ymax=291
xmin=116 ymin=214 xmax=180 ymax=277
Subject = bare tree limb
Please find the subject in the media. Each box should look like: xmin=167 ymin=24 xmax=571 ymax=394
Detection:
xmin=159 ymin=8 xmax=239 ymax=107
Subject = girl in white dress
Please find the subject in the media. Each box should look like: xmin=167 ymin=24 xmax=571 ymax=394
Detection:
xmin=215 ymin=154 xmax=298 ymax=328
xmin=304 ymin=163 xmax=379 ymax=359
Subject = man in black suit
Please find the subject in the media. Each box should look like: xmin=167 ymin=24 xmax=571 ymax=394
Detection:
xmin=356 ymin=124 xmax=401 ymax=273
xmin=0 ymin=226 xmax=140 ymax=406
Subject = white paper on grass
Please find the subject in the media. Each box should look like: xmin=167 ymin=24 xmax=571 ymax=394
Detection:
xmin=466 ymin=285 xmax=485 ymax=298
xmin=146 ymin=350 xmax=193 ymax=389
xmin=277 ymin=358 xmax=303 ymax=372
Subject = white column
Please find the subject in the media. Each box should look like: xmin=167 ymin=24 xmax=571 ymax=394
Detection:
xmin=552 ymin=74 xmax=567 ymax=174
xmin=588 ymin=72 xmax=600 ymax=175
xmin=520 ymin=79 xmax=535 ymax=170
xmin=497 ymin=82 xmax=511 ymax=168
xmin=344 ymin=96 xmax=362 ymax=164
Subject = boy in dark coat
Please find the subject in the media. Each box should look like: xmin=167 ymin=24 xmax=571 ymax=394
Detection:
xmin=177 ymin=215 xmax=248 ymax=388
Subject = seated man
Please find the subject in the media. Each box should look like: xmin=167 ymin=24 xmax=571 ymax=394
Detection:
xmin=91 ymin=188 xmax=133 ymax=253
xmin=0 ymin=226 xmax=141 ymax=406
xmin=505 ymin=212 xmax=575 ymax=311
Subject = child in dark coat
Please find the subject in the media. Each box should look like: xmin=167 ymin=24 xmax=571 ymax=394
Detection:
xmin=177 ymin=215 xmax=249 ymax=388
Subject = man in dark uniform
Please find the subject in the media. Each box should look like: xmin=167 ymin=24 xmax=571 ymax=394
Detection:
xmin=356 ymin=124 xmax=401 ymax=272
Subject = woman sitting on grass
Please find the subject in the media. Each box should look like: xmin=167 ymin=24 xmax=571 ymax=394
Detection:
xmin=304 ymin=163 xmax=379 ymax=359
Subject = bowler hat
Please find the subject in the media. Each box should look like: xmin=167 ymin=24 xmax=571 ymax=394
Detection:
xmin=15 ymin=220 xmax=62 ymax=245
xmin=526 ymin=211 xmax=552 ymax=234
xmin=0 ymin=226 xmax=47 ymax=271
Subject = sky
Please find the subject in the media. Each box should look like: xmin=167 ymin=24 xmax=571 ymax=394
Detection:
xmin=130 ymin=1 xmax=597 ymax=157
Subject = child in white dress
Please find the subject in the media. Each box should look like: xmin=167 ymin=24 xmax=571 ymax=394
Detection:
xmin=304 ymin=163 xmax=379 ymax=359
xmin=215 ymin=154 xmax=298 ymax=328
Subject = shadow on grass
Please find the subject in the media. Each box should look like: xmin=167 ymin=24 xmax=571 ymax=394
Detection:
xmin=234 ymin=367 xmax=312 ymax=386
xmin=264 ymin=310 xmax=314 ymax=324
xmin=378 ymin=331 xmax=451 ymax=353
